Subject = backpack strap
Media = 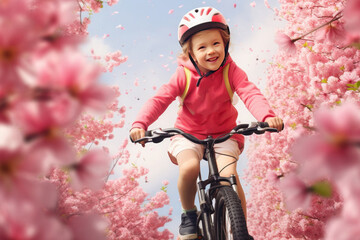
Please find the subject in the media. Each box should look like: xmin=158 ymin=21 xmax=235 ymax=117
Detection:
xmin=180 ymin=64 xmax=233 ymax=104
xmin=180 ymin=67 xmax=191 ymax=105
xmin=223 ymin=64 xmax=234 ymax=100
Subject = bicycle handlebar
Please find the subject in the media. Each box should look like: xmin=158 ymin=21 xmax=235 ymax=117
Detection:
xmin=131 ymin=122 xmax=280 ymax=145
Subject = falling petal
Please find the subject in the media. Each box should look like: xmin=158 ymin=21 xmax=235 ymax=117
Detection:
xmin=264 ymin=0 xmax=271 ymax=8
xmin=116 ymin=24 xmax=125 ymax=30
xmin=250 ymin=1 xmax=256 ymax=7
xmin=168 ymin=9 xmax=174 ymax=14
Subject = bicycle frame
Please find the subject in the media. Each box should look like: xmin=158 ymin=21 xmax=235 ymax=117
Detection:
xmin=196 ymin=136 xmax=238 ymax=239
xmin=131 ymin=122 xmax=280 ymax=240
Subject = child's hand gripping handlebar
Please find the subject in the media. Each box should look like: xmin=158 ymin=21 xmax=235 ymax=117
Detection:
xmin=130 ymin=122 xmax=282 ymax=145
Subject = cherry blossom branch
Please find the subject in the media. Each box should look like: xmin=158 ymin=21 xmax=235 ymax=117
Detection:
xmin=291 ymin=11 xmax=343 ymax=43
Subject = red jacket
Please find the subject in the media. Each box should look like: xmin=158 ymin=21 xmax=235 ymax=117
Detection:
xmin=132 ymin=56 xmax=275 ymax=148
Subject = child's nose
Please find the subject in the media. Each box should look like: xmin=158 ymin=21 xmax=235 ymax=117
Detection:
xmin=207 ymin=47 xmax=215 ymax=55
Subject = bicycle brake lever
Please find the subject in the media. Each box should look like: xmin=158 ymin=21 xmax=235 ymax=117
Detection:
xmin=256 ymin=127 xmax=278 ymax=134
xmin=133 ymin=129 xmax=174 ymax=144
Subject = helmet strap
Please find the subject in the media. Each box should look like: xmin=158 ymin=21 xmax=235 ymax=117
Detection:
xmin=189 ymin=41 xmax=230 ymax=87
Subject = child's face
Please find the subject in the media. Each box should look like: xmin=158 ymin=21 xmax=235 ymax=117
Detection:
xmin=190 ymin=29 xmax=225 ymax=74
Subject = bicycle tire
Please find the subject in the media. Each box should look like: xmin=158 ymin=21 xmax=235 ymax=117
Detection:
xmin=213 ymin=186 xmax=250 ymax=240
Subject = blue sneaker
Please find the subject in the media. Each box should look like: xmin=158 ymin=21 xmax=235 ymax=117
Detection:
xmin=179 ymin=211 xmax=198 ymax=239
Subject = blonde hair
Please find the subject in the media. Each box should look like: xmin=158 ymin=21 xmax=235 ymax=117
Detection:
xmin=179 ymin=28 xmax=230 ymax=61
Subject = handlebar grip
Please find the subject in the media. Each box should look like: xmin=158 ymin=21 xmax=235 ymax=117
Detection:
xmin=258 ymin=122 xmax=269 ymax=128
xmin=259 ymin=122 xmax=284 ymax=130
xmin=129 ymin=130 xmax=152 ymax=143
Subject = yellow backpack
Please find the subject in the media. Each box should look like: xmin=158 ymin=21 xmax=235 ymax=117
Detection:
xmin=179 ymin=64 xmax=238 ymax=106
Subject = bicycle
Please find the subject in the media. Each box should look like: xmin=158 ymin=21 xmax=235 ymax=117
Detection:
xmin=132 ymin=122 xmax=279 ymax=240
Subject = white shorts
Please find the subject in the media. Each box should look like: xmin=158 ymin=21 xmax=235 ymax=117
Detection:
xmin=168 ymin=136 xmax=243 ymax=165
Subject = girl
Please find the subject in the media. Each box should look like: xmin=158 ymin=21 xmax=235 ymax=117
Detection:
xmin=130 ymin=7 xmax=283 ymax=239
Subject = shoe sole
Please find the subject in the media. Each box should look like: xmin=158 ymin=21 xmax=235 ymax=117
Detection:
xmin=178 ymin=233 xmax=198 ymax=240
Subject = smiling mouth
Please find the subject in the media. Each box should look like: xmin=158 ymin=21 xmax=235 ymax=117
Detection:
xmin=207 ymin=57 xmax=218 ymax=62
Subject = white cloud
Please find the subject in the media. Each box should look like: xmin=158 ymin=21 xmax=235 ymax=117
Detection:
xmin=81 ymin=35 xmax=113 ymax=59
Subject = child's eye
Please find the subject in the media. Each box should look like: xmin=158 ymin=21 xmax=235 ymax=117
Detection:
xmin=214 ymin=42 xmax=220 ymax=45
xmin=198 ymin=46 xmax=205 ymax=50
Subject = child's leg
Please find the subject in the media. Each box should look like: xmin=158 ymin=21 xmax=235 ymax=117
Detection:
xmin=176 ymin=149 xmax=201 ymax=211
xmin=216 ymin=155 xmax=247 ymax=220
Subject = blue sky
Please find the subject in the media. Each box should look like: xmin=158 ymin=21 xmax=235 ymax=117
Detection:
xmin=84 ymin=0 xmax=283 ymax=237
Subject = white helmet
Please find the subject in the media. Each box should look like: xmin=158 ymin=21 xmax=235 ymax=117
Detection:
xmin=178 ymin=7 xmax=230 ymax=46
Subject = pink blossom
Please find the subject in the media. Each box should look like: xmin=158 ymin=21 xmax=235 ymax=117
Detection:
xmin=250 ymin=1 xmax=256 ymax=7
xmin=0 ymin=195 xmax=70 ymax=240
xmin=0 ymin=5 xmax=38 ymax=89
xmin=0 ymin=124 xmax=54 ymax=199
xmin=316 ymin=22 xmax=345 ymax=44
xmin=30 ymin=0 xmax=77 ymax=35
xmin=68 ymin=214 xmax=109 ymax=240
xmin=10 ymin=94 xmax=80 ymax=136
xmin=315 ymin=102 xmax=360 ymax=145
xmin=279 ymin=173 xmax=312 ymax=211
xmin=275 ymin=32 xmax=297 ymax=55
xmin=343 ymin=0 xmax=360 ymax=36
xmin=105 ymin=50 xmax=128 ymax=72
xmin=336 ymin=168 xmax=360 ymax=218
xmin=264 ymin=0 xmax=271 ymax=9
xmin=325 ymin=217 xmax=360 ymax=240
xmin=69 ymin=149 xmax=111 ymax=191
xmin=265 ymin=170 xmax=281 ymax=186
xmin=107 ymin=0 xmax=119 ymax=6
xmin=245 ymin=0 xmax=360 ymax=238
xmin=32 ymin=50 xmax=115 ymax=112
xmin=298 ymin=104 xmax=360 ymax=179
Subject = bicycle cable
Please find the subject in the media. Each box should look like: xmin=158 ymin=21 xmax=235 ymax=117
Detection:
xmin=216 ymin=152 xmax=238 ymax=174
xmin=210 ymin=133 xmax=238 ymax=174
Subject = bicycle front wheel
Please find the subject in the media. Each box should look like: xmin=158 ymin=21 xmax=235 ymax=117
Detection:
xmin=214 ymin=186 xmax=250 ymax=240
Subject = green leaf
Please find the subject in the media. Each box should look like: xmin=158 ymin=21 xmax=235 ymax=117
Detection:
xmin=321 ymin=78 xmax=328 ymax=83
xmin=310 ymin=180 xmax=332 ymax=198
xmin=355 ymin=81 xmax=360 ymax=89
xmin=161 ymin=186 xmax=168 ymax=193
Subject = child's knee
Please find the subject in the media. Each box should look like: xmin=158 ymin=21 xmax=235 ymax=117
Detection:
xmin=177 ymin=150 xmax=200 ymax=179
xmin=179 ymin=160 xmax=200 ymax=179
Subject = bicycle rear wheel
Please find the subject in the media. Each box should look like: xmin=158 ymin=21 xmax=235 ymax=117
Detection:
xmin=214 ymin=186 xmax=250 ymax=240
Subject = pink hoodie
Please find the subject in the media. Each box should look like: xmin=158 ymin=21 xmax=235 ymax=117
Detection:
xmin=132 ymin=56 xmax=275 ymax=148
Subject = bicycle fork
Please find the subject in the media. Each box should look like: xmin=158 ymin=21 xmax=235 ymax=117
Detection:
xmin=197 ymin=172 xmax=214 ymax=240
